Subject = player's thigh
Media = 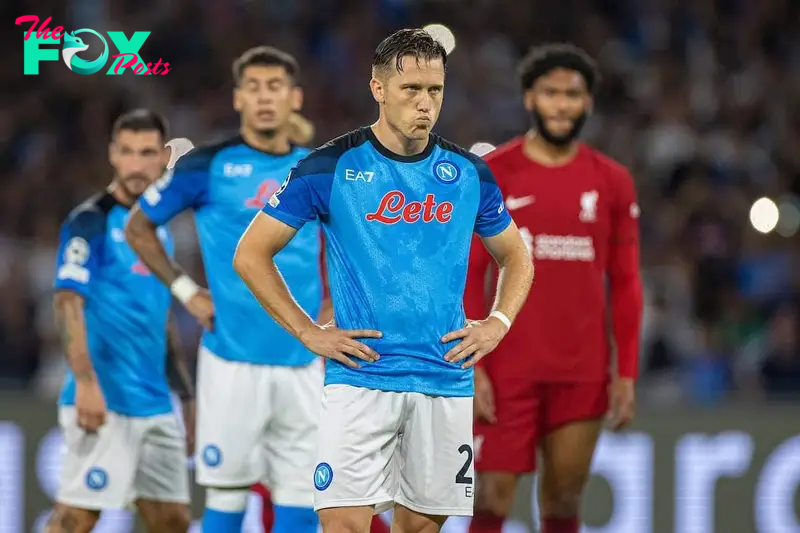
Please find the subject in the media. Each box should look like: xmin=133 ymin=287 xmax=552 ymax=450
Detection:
xmin=45 ymin=504 xmax=99 ymax=533
xmin=263 ymin=360 xmax=323 ymax=507
xmin=398 ymin=394 xmax=474 ymax=517
xmin=195 ymin=347 xmax=271 ymax=487
xmin=313 ymin=384 xmax=404 ymax=515
xmin=475 ymin=379 xmax=540 ymax=475
xmin=539 ymin=382 xmax=607 ymax=495
xmin=56 ymin=407 xmax=140 ymax=511
xmin=134 ymin=414 xmax=191 ymax=507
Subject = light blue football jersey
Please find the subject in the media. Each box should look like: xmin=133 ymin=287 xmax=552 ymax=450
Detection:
xmin=137 ymin=136 xmax=322 ymax=366
xmin=54 ymin=192 xmax=175 ymax=417
xmin=262 ymin=127 xmax=511 ymax=397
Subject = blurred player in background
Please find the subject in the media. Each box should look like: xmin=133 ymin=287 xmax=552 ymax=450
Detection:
xmin=464 ymin=44 xmax=643 ymax=533
xmin=125 ymin=47 xmax=326 ymax=533
xmin=49 ymin=109 xmax=193 ymax=533
xmin=234 ymin=28 xmax=533 ymax=533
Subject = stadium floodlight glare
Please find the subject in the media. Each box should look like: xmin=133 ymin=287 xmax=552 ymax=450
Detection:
xmin=749 ymin=197 xmax=779 ymax=234
xmin=776 ymin=196 xmax=800 ymax=237
xmin=469 ymin=142 xmax=496 ymax=157
xmin=423 ymin=24 xmax=456 ymax=55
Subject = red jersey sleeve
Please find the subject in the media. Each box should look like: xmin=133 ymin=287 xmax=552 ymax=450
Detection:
xmin=607 ymin=169 xmax=643 ymax=379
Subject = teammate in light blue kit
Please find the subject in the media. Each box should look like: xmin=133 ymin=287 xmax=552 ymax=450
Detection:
xmin=235 ymin=30 xmax=534 ymax=533
xmin=126 ymin=47 xmax=324 ymax=533
xmin=50 ymin=109 xmax=193 ymax=533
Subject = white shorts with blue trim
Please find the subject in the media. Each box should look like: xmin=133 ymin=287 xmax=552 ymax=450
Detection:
xmin=195 ymin=346 xmax=323 ymax=507
xmin=313 ymin=384 xmax=475 ymax=517
xmin=55 ymin=407 xmax=190 ymax=510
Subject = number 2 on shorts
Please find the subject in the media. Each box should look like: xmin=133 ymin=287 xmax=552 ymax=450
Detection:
xmin=455 ymin=444 xmax=473 ymax=484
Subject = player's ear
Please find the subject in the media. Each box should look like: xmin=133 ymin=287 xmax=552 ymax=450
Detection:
xmin=522 ymin=89 xmax=535 ymax=112
xmin=108 ymin=141 xmax=118 ymax=168
xmin=291 ymin=86 xmax=303 ymax=112
xmin=370 ymin=77 xmax=385 ymax=104
xmin=586 ymin=95 xmax=594 ymax=115
xmin=233 ymin=88 xmax=242 ymax=113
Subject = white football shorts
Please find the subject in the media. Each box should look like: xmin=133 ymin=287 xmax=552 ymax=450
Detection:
xmin=313 ymin=384 xmax=474 ymax=517
xmin=56 ymin=407 xmax=190 ymax=510
xmin=195 ymin=346 xmax=323 ymax=507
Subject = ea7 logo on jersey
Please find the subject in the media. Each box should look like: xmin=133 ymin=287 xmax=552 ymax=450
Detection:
xmin=579 ymin=190 xmax=599 ymax=222
xmin=223 ymin=163 xmax=253 ymax=177
xmin=345 ymin=169 xmax=375 ymax=183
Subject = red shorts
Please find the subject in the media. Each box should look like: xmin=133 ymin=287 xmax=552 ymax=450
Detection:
xmin=474 ymin=381 xmax=609 ymax=473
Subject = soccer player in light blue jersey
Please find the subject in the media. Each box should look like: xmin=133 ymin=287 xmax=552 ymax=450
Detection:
xmin=125 ymin=47 xmax=325 ymax=533
xmin=235 ymin=29 xmax=535 ymax=533
xmin=49 ymin=109 xmax=193 ymax=533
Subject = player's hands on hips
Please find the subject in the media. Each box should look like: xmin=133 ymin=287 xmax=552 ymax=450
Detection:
xmin=185 ymin=289 xmax=215 ymax=331
xmin=474 ymin=367 xmax=497 ymax=423
xmin=606 ymin=377 xmax=636 ymax=431
xmin=181 ymin=398 xmax=196 ymax=457
xmin=300 ymin=323 xmax=382 ymax=369
xmin=441 ymin=317 xmax=508 ymax=369
xmin=75 ymin=377 xmax=106 ymax=433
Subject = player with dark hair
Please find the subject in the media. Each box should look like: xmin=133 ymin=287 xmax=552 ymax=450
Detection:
xmin=48 ymin=109 xmax=193 ymax=533
xmin=125 ymin=46 xmax=327 ymax=533
xmin=234 ymin=28 xmax=533 ymax=533
xmin=465 ymin=43 xmax=643 ymax=533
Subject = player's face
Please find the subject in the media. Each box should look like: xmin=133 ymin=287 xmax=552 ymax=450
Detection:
xmin=373 ymin=56 xmax=445 ymax=140
xmin=109 ymin=130 xmax=168 ymax=199
xmin=524 ymin=68 xmax=592 ymax=147
xmin=234 ymin=65 xmax=302 ymax=137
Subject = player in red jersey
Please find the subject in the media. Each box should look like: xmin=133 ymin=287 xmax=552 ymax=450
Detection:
xmin=465 ymin=44 xmax=643 ymax=533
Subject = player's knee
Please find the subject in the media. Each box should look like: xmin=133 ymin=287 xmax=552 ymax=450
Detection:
xmin=475 ymin=473 xmax=517 ymax=517
xmin=204 ymin=487 xmax=249 ymax=512
xmin=46 ymin=506 xmax=100 ymax=533
xmin=539 ymin=483 xmax=583 ymax=518
xmin=162 ymin=505 xmax=191 ymax=533
xmin=318 ymin=507 xmax=372 ymax=533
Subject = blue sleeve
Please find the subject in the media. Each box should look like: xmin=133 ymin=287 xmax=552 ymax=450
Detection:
xmin=473 ymin=158 xmax=512 ymax=237
xmin=53 ymin=209 xmax=106 ymax=298
xmin=137 ymin=150 xmax=211 ymax=226
xmin=262 ymin=147 xmax=338 ymax=229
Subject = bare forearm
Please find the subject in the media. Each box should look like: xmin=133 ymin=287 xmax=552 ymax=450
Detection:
xmin=318 ymin=297 xmax=334 ymax=324
xmin=491 ymin=252 xmax=534 ymax=323
xmin=166 ymin=315 xmax=194 ymax=399
xmin=235 ymin=255 xmax=317 ymax=341
xmin=125 ymin=208 xmax=185 ymax=286
xmin=53 ymin=292 xmax=95 ymax=382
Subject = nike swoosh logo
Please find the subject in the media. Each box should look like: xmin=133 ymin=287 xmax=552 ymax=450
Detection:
xmin=505 ymin=195 xmax=535 ymax=210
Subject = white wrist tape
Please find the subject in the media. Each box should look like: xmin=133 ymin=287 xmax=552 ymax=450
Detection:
xmin=170 ymin=275 xmax=200 ymax=305
xmin=489 ymin=310 xmax=512 ymax=330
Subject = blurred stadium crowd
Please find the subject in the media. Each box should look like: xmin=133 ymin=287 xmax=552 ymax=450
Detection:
xmin=1 ymin=0 xmax=798 ymax=405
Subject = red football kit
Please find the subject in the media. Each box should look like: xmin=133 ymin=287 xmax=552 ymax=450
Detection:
xmin=465 ymin=137 xmax=643 ymax=473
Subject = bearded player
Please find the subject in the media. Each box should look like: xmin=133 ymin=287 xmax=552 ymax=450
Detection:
xmin=48 ymin=109 xmax=193 ymax=533
xmin=465 ymin=44 xmax=643 ymax=533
